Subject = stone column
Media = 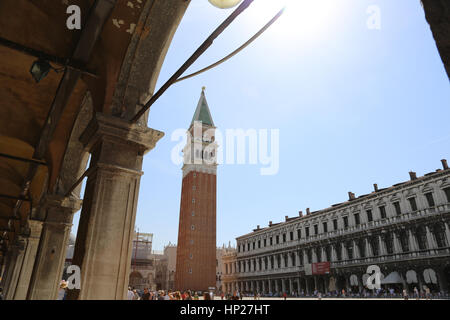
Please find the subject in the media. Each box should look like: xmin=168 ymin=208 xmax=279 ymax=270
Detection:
xmin=444 ymin=222 xmax=450 ymax=247
xmin=436 ymin=267 xmax=448 ymax=292
xmin=289 ymin=278 xmax=293 ymax=294
xmin=287 ymin=253 xmax=292 ymax=268
xmin=425 ymin=226 xmax=438 ymax=250
xmin=305 ymin=278 xmax=310 ymax=295
xmin=295 ymin=251 xmax=300 ymax=266
xmin=378 ymin=235 xmax=387 ymax=256
xmin=5 ymin=221 xmax=43 ymax=300
xmin=66 ymin=114 xmax=163 ymax=300
xmin=397 ymin=269 xmax=407 ymax=290
xmin=331 ymin=246 xmax=337 ymax=261
xmin=262 ymin=280 xmax=266 ymax=293
xmin=303 ymin=251 xmax=308 ymax=265
xmin=409 ymin=229 xmax=419 ymax=252
xmin=353 ymin=241 xmax=360 ymax=259
xmin=281 ymin=278 xmax=286 ymax=293
xmin=365 ymin=238 xmax=373 ymax=257
xmin=275 ymin=279 xmax=279 ymax=293
xmin=2 ymin=240 xmax=25 ymax=300
xmin=341 ymin=243 xmax=348 ymax=261
xmin=27 ymin=195 xmax=81 ymax=300
xmin=268 ymin=279 xmax=272 ymax=293
xmin=312 ymin=250 xmax=317 ymax=263
xmin=393 ymin=232 xmax=402 ymax=254
xmin=358 ymin=274 xmax=363 ymax=293
xmin=320 ymin=247 xmax=326 ymax=262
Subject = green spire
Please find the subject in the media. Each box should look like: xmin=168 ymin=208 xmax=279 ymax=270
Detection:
xmin=190 ymin=87 xmax=214 ymax=127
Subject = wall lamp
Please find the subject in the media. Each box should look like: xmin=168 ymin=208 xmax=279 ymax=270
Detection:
xmin=30 ymin=58 xmax=64 ymax=83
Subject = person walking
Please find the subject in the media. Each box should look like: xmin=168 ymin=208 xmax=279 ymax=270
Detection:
xmin=425 ymin=286 xmax=431 ymax=300
xmin=402 ymin=289 xmax=408 ymax=300
xmin=141 ymin=288 xmax=151 ymax=300
xmin=57 ymin=280 xmax=68 ymax=300
xmin=414 ymin=287 xmax=419 ymax=300
xmin=127 ymin=287 xmax=134 ymax=300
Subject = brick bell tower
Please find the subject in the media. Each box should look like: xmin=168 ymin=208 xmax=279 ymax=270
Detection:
xmin=175 ymin=87 xmax=218 ymax=292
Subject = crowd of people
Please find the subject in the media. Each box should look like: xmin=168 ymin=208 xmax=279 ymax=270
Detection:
xmin=126 ymin=287 xmax=215 ymax=300
xmin=232 ymin=286 xmax=449 ymax=300
xmin=53 ymin=280 xmax=449 ymax=300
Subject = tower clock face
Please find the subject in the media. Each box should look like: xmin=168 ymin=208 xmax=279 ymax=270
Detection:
xmin=208 ymin=0 xmax=242 ymax=9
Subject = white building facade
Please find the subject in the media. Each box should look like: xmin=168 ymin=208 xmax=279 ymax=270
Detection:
xmin=223 ymin=160 xmax=450 ymax=296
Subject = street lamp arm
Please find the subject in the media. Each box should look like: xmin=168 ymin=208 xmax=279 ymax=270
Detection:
xmin=129 ymin=0 xmax=255 ymax=123
xmin=174 ymin=7 xmax=285 ymax=84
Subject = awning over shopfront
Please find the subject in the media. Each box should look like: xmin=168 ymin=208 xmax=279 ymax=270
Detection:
xmin=381 ymin=272 xmax=403 ymax=284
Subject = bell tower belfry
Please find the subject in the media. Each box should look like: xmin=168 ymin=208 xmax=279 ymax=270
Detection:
xmin=175 ymin=88 xmax=218 ymax=291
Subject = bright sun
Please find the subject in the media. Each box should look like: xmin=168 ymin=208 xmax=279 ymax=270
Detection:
xmin=245 ymin=0 xmax=339 ymax=41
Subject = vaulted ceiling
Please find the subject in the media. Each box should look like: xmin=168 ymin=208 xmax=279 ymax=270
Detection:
xmin=0 ymin=0 xmax=190 ymax=256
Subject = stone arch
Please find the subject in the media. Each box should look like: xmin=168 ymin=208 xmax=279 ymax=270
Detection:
xmin=109 ymin=1 xmax=190 ymax=123
xmin=423 ymin=268 xmax=437 ymax=284
xmin=129 ymin=271 xmax=144 ymax=289
xmin=406 ymin=270 xmax=418 ymax=284
xmin=350 ymin=274 xmax=359 ymax=286
xmin=52 ymin=92 xmax=93 ymax=197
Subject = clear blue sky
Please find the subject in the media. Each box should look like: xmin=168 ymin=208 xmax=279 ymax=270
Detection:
xmin=73 ymin=0 xmax=450 ymax=251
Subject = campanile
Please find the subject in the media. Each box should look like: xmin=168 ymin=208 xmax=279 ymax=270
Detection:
xmin=175 ymin=88 xmax=218 ymax=292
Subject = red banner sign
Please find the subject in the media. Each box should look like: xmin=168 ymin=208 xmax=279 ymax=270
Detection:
xmin=312 ymin=262 xmax=330 ymax=275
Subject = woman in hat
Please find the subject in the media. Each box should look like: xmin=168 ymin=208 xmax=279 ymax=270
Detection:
xmin=57 ymin=280 xmax=68 ymax=300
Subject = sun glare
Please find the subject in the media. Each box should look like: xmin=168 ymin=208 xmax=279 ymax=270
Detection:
xmin=245 ymin=0 xmax=339 ymax=42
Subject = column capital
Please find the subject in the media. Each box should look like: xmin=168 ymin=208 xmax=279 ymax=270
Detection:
xmin=18 ymin=219 xmax=43 ymax=240
xmin=10 ymin=237 xmax=26 ymax=252
xmin=44 ymin=195 xmax=82 ymax=212
xmin=80 ymin=113 xmax=164 ymax=155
